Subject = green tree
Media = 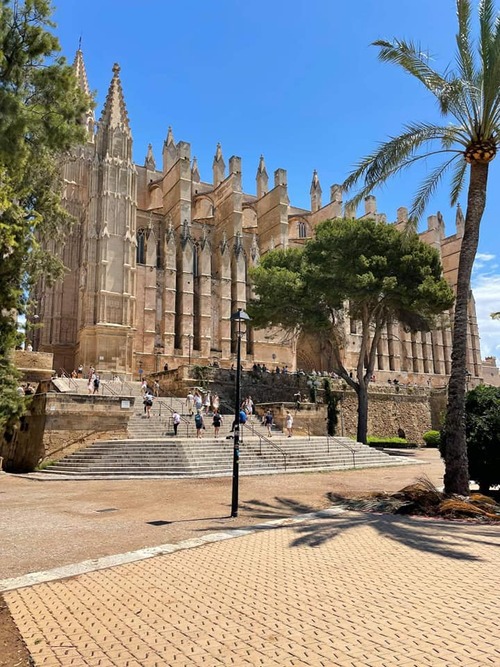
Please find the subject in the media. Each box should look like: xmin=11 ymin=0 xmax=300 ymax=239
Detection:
xmin=0 ymin=0 xmax=89 ymax=431
xmin=249 ymin=218 xmax=454 ymax=443
xmin=465 ymin=384 xmax=500 ymax=493
xmin=343 ymin=0 xmax=500 ymax=494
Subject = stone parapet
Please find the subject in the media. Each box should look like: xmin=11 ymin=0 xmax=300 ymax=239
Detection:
xmin=0 ymin=393 xmax=135 ymax=473
xmin=12 ymin=350 xmax=54 ymax=381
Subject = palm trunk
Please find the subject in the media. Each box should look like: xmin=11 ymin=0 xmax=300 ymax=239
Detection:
xmin=356 ymin=381 xmax=369 ymax=444
xmin=443 ymin=161 xmax=489 ymax=495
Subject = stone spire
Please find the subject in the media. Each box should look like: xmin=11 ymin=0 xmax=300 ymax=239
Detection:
xmin=96 ymin=63 xmax=132 ymax=159
xmin=144 ymin=143 xmax=156 ymax=170
xmin=310 ymin=170 xmax=322 ymax=212
xmin=166 ymin=126 xmax=175 ymax=146
xmin=72 ymin=46 xmax=91 ymax=97
xmin=191 ymin=156 xmax=200 ymax=183
xmin=256 ymin=155 xmax=269 ymax=198
xmin=213 ymin=143 xmax=225 ymax=187
xmin=162 ymin=126 xmax=176 ymax=173
xmin=99 ymin=63 xmax=131 ymax=136
xmin=72 ymin=46 xmax=94 ymax=139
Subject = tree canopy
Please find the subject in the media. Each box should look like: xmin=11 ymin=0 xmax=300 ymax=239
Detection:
xmin=342 ymin=0 xmax=500 ymax=494
xmin=249 ymin=218 xmax=454 ymax=443
xmin=0 ymin=0 xmax=89 ymax=432
xmin=465 ymin=384 xmax=500 ymax=493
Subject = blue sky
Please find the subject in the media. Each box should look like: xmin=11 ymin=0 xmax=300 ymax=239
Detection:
xmin=54 ymin=0 xmax=500 ymax=358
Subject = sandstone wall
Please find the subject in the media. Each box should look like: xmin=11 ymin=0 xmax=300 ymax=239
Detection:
xmin=1 ymin=393 xmax=135 ymax=473
xmin=156 ymin=367 xmax=434 ymax=443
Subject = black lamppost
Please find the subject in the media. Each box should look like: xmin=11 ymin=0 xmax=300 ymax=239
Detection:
xmin=230 ymin=308 xmax=251 ymax=518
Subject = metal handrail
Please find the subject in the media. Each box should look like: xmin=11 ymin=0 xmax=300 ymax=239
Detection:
xmin=101 ymin=381 xmax=121 ymax=396
xmin=121 ymin=380 xmax=135 ymax=396
xmin=156 ymin=399 xmax=192 ymax=437
xmin=327 ymin=434 xmax=357 ymax=468
xmin=217 ymin=398 xmax=287 ymax=469
xmin=244 ymin=421 xmax=288 ymax=471
xmin=57 ymin=369 xmax=79 ymax=391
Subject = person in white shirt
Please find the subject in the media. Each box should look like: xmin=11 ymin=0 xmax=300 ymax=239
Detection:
xmin=172 ymin=411 xmax=181 ymax=435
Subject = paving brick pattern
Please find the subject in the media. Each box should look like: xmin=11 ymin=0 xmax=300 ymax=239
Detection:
xmin=5 ymin=512 xmax=500 ymax=666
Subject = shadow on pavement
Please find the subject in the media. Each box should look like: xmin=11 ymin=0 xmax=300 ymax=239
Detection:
xmin=224 ymin=496 xmax=495 ymax=562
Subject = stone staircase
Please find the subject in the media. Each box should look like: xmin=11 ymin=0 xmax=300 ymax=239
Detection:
xmin=34 ymin=429 xmax=419 ymax=480
xmin=34 ymin=382 xmax=421 ymax=479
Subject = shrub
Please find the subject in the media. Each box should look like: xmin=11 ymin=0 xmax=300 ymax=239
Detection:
xmin=423 ymin=430 xmax=441 ymax=447
xmin=465 ymin=385 xmax=500 ymax=494
xmin=367 ymin=436 xmax=410 ymax=448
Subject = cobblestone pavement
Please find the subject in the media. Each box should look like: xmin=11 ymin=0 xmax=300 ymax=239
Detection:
xmin=4 ymin=509 xmax=500 ymax=666
xmin=1 ymin=449 xmax=443 ymax=580
xmin=4 ymin=449 xmax=499 ymax=666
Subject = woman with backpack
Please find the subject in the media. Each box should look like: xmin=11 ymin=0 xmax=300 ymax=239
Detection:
xmin=194 ymin=410 xmax=204 ymax=438
xmin=144 ymin=392 xmax=153 ymax=418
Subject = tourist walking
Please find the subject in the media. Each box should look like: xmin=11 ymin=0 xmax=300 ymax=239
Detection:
xmin=186 ymin=391 xmax=195 ymax=416
xmin=144 ymin=392 xmax=153 ymax=418
xmin=172 ymin=410 xmax=181 ymax=436
xmin=194 ymin=411 xmax=204 ymax=438
xmin=286 ymin=411 xmax=293 ymax=437
xmin=193 ymin=391 xmax=203 ymax=412
xmin=244 ymin=395 xmax=254 ymax=422
xmin=153 ymin=380 xmax=160 ymax=397
xmin=203 ymin=391 xmax=211 ymax=414
xmin=93 ymin=373 xmax=100 ymax=395
xmin=264 ymin=410 xmax=273 ymax=437
xmin=87 ymin=368 xmax=96 ymax=394
xmin=212 ymin=393 xmax=220 ymax=412
xmin=141 ymin=379 xmax=148 ymax=394
xmin=212 ymin=410 xmax=223 ymax=438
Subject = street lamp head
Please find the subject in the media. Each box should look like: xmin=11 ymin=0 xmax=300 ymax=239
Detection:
xmin=230 ymin=308 xmax=251 ymax=322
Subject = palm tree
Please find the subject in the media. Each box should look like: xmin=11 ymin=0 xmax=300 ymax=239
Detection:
xmin=343 ymin=0 xmax=500 ymax=495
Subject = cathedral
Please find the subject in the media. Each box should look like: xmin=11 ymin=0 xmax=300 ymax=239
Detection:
xmin=33 ymin=50 xmax=482 ymax=384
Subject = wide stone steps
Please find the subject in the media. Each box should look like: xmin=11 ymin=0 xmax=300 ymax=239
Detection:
xmin=34 ymin=435 xmax=418 ymax=479
xmin=35 ymin=388 xmax=420 ymax=479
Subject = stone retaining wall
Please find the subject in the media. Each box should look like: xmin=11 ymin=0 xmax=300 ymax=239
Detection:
xmin=156 ymin=367 xmax=441 ymax=444
xmin=1 ymin=393 xmax=135 ymax=473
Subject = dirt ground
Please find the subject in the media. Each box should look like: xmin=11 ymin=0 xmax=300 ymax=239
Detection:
xmin=0 ymin=448 xmax=443 ymax=666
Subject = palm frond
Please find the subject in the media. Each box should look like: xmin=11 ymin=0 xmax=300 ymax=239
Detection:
xmin=438 ymin=78 xmax=480 ymax=129
xmin=409 ymin=154 xmax=460 ymax=220
xmin=449 ymin=157 xmax=468 ymax=206
xmin=373 ymin=39 xmax=448 ymax=98
xmin=456 ymin=0 xmax=476 ymax=82
xmin=479 ymin=0 xmax=496 ymax=72
xmin=343 ymin=123 xmax=464 ymax=209
xmin=481 ymin=3 xmax=500 ymax=133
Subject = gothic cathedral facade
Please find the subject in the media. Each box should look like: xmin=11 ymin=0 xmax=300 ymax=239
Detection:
xmin=33 ymin=51 xmax=482 ymax=384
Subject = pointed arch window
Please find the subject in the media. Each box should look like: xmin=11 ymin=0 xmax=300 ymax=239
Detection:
xmin=137 ymin=228 xmax=146 ymax=264
xmin=156 ymin=239 xmax=162 ymax=269
xmin=297 ymin=221 xmax=307 ymax=238
xmin=193 ymin=244 xmax=199 ymax=277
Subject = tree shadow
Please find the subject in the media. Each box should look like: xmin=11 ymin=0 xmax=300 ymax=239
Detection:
xmin=215 ymin=495 xmax=498 ymax=562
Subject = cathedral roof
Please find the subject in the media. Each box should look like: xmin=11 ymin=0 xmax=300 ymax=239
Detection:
xmin=99 ymin=63 xmax=131 ymax=135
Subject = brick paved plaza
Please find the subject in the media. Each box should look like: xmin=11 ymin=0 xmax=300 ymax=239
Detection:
xmin=2 ymin=450 xmax=500 ymax=666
